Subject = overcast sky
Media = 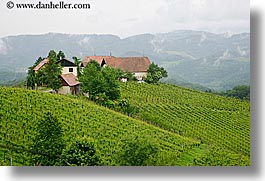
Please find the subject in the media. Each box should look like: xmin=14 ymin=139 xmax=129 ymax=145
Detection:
xmin=0 ymin=0 xmax=250 ymax=38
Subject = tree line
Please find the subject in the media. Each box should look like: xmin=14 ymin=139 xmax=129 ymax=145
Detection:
xmin=218 ymin=85 xmax=250 ymax=101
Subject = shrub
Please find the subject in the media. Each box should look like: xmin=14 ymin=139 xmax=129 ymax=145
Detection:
xmin=117 ymin=136 xmax=159 ymax=166
xmin=60 ymin=139 xmax=100 ymax=166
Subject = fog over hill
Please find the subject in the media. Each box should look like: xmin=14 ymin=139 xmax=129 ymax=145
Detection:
xmin=0 ymin=30 xmax=249 ymax=90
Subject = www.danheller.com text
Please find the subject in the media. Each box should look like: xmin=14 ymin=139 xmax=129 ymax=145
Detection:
xmin=6 ymin=1 xmax=91 ymax=10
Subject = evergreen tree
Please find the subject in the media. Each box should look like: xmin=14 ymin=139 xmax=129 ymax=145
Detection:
xmin=44 ymin=50 xmax=62 ymax=92
xmin=26 ymin=57 xmax=43 ymax=89
xmin=26 ymin=66 xmax=35 ymax=89
xmin=57 ymin=50 xmax=65 ymax=60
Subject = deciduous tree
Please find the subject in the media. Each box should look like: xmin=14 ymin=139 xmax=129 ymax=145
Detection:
xmin=144 ymin=62 xmax=168 ymax=83
xmin=79 ymin=60 xmax=107 ymax=100
xmin=102 ymin=66 xmax=121 ymax=100
xmin=79 ymin=60 xmax=120 ymax=101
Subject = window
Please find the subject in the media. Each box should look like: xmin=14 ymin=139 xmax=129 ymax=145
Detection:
xmin=69 ymin=68 xmax=73 ymax=72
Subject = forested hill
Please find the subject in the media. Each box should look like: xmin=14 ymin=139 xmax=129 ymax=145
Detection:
xmin=0 ymin=30 xmax=249 ymax=90
xmin=0 ymin=82 xmax=250 ymax=166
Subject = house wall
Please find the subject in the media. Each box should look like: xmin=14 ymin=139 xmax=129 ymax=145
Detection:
xmin=58 ymin=85 xmax=80 ymax=95
xmin=134 ymin=72 xmax=147 ymax=80
xmin=62 ymin=67 xmax=77 ymax=77
xmin=58 ymin=86 xmax=71 ymax=94
xmin=72 ymin=85 xmax=80 ymax=94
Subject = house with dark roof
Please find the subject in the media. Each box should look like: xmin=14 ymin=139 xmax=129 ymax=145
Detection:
xmin=59 ymin=73 xmax=80 ymax=94
xmin=81 ymin=56 xmax=151 ymax=81
xmin=57 ymin=59 xmax=78 ymax=77
xmin=33 ymin=58 xmax=80 ymax=94
xmin=34 ymin=58 xmax=78 ymax=77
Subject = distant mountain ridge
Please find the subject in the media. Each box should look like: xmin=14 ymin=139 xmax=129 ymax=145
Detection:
xmin=0 ymin=30 xmax=250 ymax=90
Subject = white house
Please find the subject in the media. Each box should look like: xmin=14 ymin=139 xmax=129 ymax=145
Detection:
xmin=33 ymin=58 xmax=80 ymax=94
xmin=57 ymin=59 xmax=78 ymax=77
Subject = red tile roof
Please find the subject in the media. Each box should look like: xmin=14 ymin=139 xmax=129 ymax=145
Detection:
xmin=105 ymin=57 xmax=151 ymax=72
xmin=33 ymin=58 xmax=49 ymax=71
xmin=81 ymin=56 xmax=114 ymax=67
xmin=81 ymin=56 xmax=151 ymax=72
xmin=60 ymin=73 xmax=80 ymax=86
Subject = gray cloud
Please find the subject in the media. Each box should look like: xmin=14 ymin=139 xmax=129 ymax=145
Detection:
xmin=0 ymin=0 xmax=249 ymax=38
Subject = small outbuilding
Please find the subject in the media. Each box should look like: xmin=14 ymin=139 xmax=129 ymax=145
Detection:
xmin=58 ymin=73 xmax=80 ymax=95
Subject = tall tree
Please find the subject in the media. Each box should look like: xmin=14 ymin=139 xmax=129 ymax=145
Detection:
xmin=26 ymin=67 xmax=35 ymax=89
xmin=79 ymin=60 xmax=107 ymax=100
xmin=44 ymin=50 xmax=62 ymax=92
xmin=26 ymin=57 xmax=43 ymax=89
xmin=101 ymin=66 xmax=121 ymax=100
xmin=79 ymin=60 xmax=121 ymax=101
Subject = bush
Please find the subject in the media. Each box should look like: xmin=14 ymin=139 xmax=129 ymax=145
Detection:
xmin=30 ymin=112 xmax=65 ymax=166
xmin=60 ymin=139 xmax=100 ymax=166
xmin=118 ymin=99 xmax=139 ymax=117
xmin=117 ymin=136 xmax=159 ymax=166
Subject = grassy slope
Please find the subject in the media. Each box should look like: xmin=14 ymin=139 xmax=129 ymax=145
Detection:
xmin=0 ymin=87 xmax=199 ymax=166
xmin=120 ymin=82 xmax=250 ymax=159
xmin=0 ymin=82 xmax=250 ymax=166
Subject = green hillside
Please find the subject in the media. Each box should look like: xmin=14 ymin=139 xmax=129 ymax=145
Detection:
xmin=120 ymin=82 xmax=250 ymax=159
xmin=0 ymin=87 xmax=200 ymax=166
xmin=0 ymin=83 xmax=250 ymax=166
